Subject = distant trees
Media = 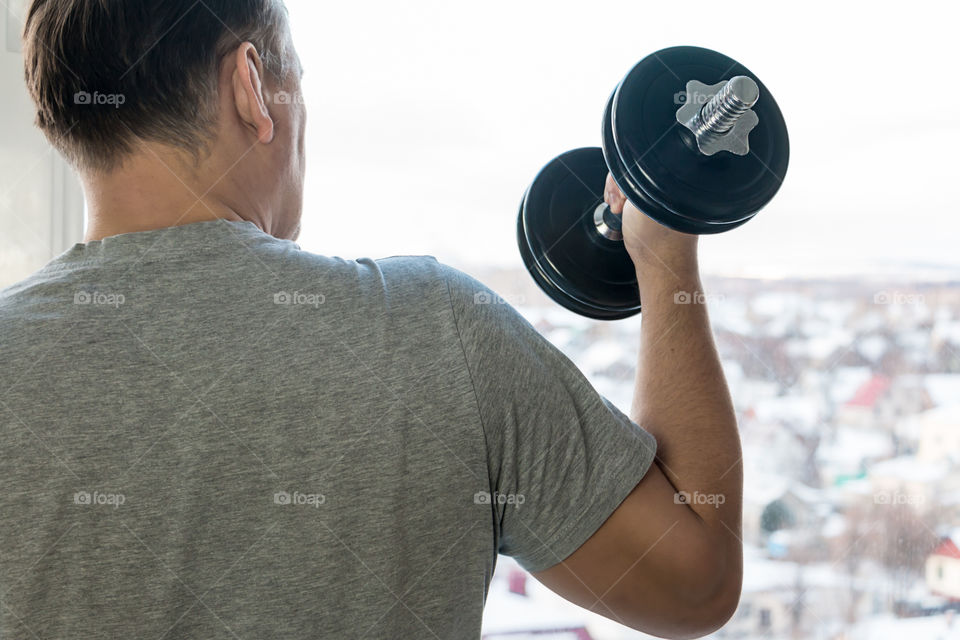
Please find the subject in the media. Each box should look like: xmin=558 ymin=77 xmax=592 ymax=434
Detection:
xmin=838 ymin=500 xmax=945 ymax=610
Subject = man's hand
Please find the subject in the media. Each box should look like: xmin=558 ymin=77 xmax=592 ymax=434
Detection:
xmin=604 ymin=174 xmax=698 ymax=278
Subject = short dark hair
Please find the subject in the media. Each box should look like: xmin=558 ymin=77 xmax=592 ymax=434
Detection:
xmin=23 ymin=0 xmax=292 ymax=172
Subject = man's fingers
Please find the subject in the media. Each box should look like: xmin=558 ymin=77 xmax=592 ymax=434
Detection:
xmin=604 ymin=174 xmax=627 ymax=214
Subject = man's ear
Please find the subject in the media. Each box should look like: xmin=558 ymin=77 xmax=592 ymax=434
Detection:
xmin=231 ymin=42 xmax=275 ymax=144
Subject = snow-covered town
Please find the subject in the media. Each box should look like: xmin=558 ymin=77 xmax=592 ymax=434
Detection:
xmin=474 ymin=269 xmax=960 ymax=640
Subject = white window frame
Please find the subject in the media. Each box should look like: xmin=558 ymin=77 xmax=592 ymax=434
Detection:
xmin=4 ymin=0 xmax=85 ymax=264
xmin=50 ymin=156 xmax=86 ymax=254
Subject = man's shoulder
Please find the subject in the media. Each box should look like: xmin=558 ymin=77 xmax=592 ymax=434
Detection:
xmin=0 ymin=268 xmax=57 ymax=311
xmin=373 ymin=258 xmax=501 ymax=310
xmin=373 ymin=254 xmax=444 ymax=278
xmin=277 ymin=251 xmax=477 ymax=313
xmin=283 ymin=250 xmax=439 ymax=274
xmin=286 ymin=251 xmax=474 ymax=294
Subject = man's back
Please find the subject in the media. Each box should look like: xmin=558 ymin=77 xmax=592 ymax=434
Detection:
xmin=0 ymin=220 xmax=655 ymax=638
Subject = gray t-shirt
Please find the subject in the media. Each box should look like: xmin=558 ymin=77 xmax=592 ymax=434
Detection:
xmin=0 ymin=220 xmax=656 ymax=639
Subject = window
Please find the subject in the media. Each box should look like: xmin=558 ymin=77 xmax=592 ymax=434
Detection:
xmin=0 ymin=1 xmax=84 ymax=288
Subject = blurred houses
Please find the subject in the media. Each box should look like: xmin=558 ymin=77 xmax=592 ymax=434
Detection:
xmin=917 ymin=405 xmax=960 ymax=463
xmin=480 ymin=272 xmax=960 ymax=639
xmin=836 ymin=375 xmax=892 ymax=430
xmin=926 ymin=532 xmax=960 ymax=602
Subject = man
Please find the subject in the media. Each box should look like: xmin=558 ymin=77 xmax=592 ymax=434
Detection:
xmin=0 ymin=1 xmax=742 ymax=637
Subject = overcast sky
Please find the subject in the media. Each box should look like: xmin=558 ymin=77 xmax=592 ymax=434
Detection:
xmin=286 ymin=0 xmax=958 ymax=279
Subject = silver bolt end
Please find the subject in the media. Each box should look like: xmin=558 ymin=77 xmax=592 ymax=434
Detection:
xmin=728 ymin=76 xmax=760 ymax=108
xmin=676 ymin=76 xmax=761 ymax=156
xmin=700 ymin=76 xmax=760 ymax=136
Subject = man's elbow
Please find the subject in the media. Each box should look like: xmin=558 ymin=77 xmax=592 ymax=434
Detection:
xmin=678 ymin=544 xmax=743 ymax=638
xmin=686 ymin=522 xmax=743 ymax=632
xmin=678 ymin=580 xmax=742 ymax=639
xmin=623 ymin=541 xmax=743 ymax=638
xmin=620 ymin=581 xmax=741 ymax=640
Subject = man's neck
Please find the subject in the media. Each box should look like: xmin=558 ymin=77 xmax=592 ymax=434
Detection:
xmin=83 ymin=205 xmax=250 ymax=243
xmin=80 ymin=149 xmax=263 ymax=243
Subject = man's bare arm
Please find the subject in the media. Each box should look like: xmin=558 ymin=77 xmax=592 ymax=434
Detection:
xmin=532 ymin=179 xmax=743 ymax=639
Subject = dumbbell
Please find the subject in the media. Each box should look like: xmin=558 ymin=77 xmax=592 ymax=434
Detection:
xmin=517 ymin=46 xmax=790 ymax=320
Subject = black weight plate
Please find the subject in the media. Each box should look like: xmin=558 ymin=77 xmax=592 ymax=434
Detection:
xmin=517 ymin=212 xmax=620 ymax=319
xmin=602 ymin=94 xmax=718 ymax=235
xmin=607 ymin=46 xmax=790 ymax=233
xmin=518 ymin=148 xmax=641 ymax=320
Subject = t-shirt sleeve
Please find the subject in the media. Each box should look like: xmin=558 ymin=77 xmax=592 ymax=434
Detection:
xmin=441 ymin=265 xmax=658 ymax=573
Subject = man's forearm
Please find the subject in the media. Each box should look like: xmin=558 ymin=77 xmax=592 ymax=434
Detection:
xmin=631 ymin=263 xmax=742 ymax=533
